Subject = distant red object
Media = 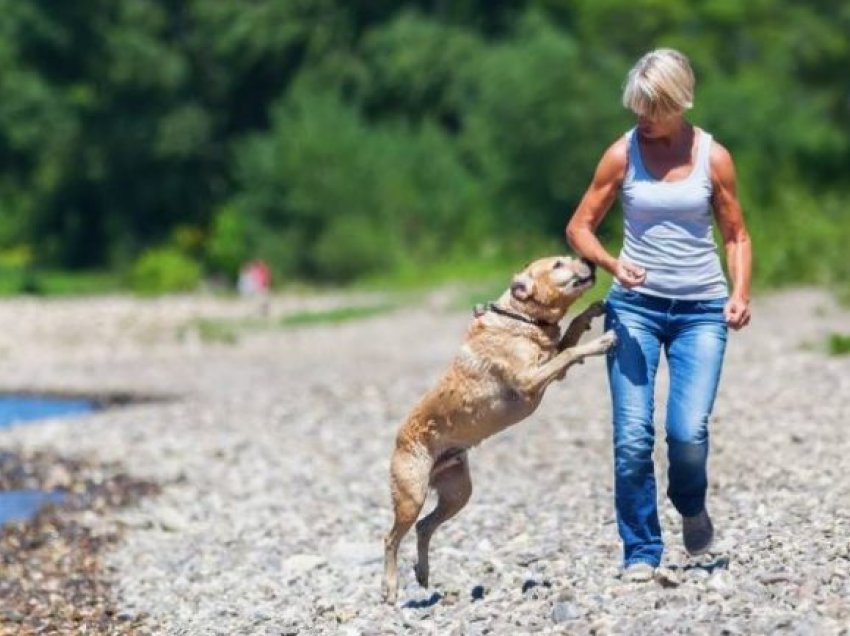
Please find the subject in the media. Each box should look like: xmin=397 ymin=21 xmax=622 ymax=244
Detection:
xmin=238 ymin=260 xmax=271 ymax=296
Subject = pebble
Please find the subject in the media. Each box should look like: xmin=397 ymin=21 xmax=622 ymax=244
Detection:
xmin=655 ymin=567 xmax=682 ymax=588
xmin=283 ymin=554 xmax=327 ymax=577
xmin=552 ymin=601 xmax=581 ymax=623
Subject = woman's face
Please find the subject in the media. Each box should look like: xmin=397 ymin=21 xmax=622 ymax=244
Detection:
xmin=636 ymin=111 xmax=685 ymax=139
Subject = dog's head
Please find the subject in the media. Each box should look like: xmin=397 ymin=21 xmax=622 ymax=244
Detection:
xmin=506 ymin=255 xmax=597 ymax=324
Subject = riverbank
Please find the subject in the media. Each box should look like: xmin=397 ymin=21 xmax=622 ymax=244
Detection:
xmin=0 ymin=288 xmax=849 ymax=634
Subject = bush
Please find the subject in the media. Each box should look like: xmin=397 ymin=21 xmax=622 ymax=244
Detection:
xmin=744 ymin=188 xmax=850 ymax=290
xmin=130 ymin=247 xmax=202 ymax=295
xmin=206 ymin=206 xmax=250 ymax=278
xmin=456 ymin=12 xmax=628 ymax=239
xmin=827 ymin=333 xmax=850 ymax=356
xmin=226 ymin=89 xmax=489 ymax=283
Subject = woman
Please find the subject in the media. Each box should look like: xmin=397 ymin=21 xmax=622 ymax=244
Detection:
xmin=566 ymin=48 xmax=752 ymax=582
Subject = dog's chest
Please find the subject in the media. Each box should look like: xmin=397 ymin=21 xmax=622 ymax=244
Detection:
xmin=460 ymin=335 xmax=553 ymax=368
xmin=455 ymin=345 xmax=550 ymax=413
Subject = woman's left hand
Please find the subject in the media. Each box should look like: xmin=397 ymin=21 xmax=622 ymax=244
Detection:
xmin=724 ymin=295 xmax=751 ymax=330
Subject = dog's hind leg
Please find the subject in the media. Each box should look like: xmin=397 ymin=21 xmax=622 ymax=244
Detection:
xmin=383 ymin=445 xmax=431 ymax=604
xmin=414 ymin=452 xmax=472 ymax=588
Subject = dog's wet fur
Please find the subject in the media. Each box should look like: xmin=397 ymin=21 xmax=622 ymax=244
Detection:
xmin=382 ymin=255 xmax=616 ymax=603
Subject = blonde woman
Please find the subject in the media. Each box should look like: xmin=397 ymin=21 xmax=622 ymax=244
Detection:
xmin=566 ymin=48 xmax=752 ymax=582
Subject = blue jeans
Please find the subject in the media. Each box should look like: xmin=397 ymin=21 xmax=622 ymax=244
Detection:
xmin=604 ymin=286 xmax=728 ymax=567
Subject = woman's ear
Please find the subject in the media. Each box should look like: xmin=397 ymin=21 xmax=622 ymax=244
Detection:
xmin=510 ymin=275 xmax=534 ymax=301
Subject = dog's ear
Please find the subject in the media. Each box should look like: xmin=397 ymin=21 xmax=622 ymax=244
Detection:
xmin=510 ymin=275 xmax=534 ymax=301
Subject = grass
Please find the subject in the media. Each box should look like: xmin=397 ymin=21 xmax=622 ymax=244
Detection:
xmin=182 ymin=302 xmax=399 ymax=345
xmin=834 ymin=282 xmax=850 ymax=308
xmin=280 ymin=303 xmax=396 ymax=327
xmin=826 ymin=333 xmax=850 ymax=356
xmin=192 ymin=319 xmax=240 ymax=345
xmin=0 ymin=268 xmax=123 ymax=297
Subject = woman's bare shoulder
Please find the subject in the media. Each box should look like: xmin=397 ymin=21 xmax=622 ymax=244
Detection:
xmin=595 ymin=135 xmax=629 ymax=181
xmin=707 ymin=137 xmax=736 ymax=182
xmin=605 ymin=134 xmax=630 ymax=163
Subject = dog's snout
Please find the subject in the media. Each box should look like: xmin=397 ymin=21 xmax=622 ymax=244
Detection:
xmin=580 ymin=258 xmax=596 ymax=274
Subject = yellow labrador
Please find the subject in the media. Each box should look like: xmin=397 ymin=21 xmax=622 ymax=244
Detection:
xmin=382 ymin=255 xmax=616 ymax=603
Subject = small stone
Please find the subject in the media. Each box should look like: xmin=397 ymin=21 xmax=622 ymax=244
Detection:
xmin=590 ymin=617 xmax=614 ymax=634
xmin=476 ymin=538 xmax=494 ymax=553
xmin=331 ymin=540 xmax=382 ymax=565
xmin=157 ymin=508 xmax=189 ymax=532
xmin=655 ymin=567 xmax=682 ymax=588
xmin=252 ymin=610 xmax=271 ymax=623
xmin=758 ymin=570 xmax=795 ymax=585
xmin=442 ymin=589 xmax=461 ymax=606
xmin=2 ymin=610 xmax=24 ymax=623
xmin=552 ymin=601 xmax=580 ymax=623
xmin=708 ymin=570 xmax=735 ymax=596
xmin=335 ymin=608 xmax=357 ymax=623
xmin=283 ymin=554 xmax=327 ymax=578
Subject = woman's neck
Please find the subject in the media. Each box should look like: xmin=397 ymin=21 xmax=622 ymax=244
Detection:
xmin=644 ymin=119 xmax=690 ymax=148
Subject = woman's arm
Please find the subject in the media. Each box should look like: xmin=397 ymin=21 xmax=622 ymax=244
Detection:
xmin=710 ymin=141 xmax=752 ymax=330
xmin=566 ymin=138 xmax=646 ymax=287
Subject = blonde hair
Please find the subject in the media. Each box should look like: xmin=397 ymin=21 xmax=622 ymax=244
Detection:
xmin=622 ymin=48 xmax=694 ymax=118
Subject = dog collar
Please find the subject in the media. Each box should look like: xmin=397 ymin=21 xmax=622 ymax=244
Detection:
xmin=473 ymin=302 xmax=557 ymax=328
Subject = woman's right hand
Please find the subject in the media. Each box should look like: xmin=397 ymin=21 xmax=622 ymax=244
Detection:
xmin=614 ymin=259 xmax=646 ymax=288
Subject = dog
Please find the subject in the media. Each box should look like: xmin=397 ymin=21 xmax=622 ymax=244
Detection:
xmin=382 ymin=255 xmax=616 ymax=603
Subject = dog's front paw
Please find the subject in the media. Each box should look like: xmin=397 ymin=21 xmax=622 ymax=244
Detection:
xmin=576 ymin=300 xmax=606 ymax=331
xmin=582 ymin=300 xmax=606 ymax=320
xmin=583 ymin=329 xmax=616 ymax=356
xmin=597 ymin=329 xmax=618 ymax=352
xmin=382 ymin=579 xmax=398 ymax=605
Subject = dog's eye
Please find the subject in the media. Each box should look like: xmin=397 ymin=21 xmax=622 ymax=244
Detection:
xmin=553 ymin=260 xmax=564 ymax=269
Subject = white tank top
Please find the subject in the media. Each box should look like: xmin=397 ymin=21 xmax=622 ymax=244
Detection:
xmin=617 ymin=127 xmax=728 ymax=300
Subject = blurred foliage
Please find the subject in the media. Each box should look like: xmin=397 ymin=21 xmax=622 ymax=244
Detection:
xmin=228 ymin=89 xmax=489 ymax=281
xmin=129 ymin=247 xmax=202 ymax=295
xmin=0 ymin=0 xmax=847 ymax=293
xmin=827 ymin=333 xmax=850 ymax=356
xmin=0 ymin=267 xmax=121 ymax=296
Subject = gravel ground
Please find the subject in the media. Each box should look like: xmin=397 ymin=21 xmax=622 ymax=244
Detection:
xmin=0 ymin=288 xmax=849 ymax=634
xmin=0 ymin=450 xmax=160 ymax=634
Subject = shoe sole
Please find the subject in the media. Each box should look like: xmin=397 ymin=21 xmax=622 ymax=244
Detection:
xmin=621 ymin=565 xmax=656 ymax=583
xmin=684 ymin=531 xmax=714 ymax=556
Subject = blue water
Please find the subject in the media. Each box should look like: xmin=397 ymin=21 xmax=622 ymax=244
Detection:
xmin=0 ymin=395 xmax=95 ymax=525
xmin=0 ymin=490 xmax=66 ymax=525
xmin=0 ymin=395 xmax=95 ymax=430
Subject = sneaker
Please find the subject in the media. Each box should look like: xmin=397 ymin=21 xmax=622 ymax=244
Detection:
xmin=621 ymin=562 xmax=656 ymax=583
xmin=682 ymin=509 xmax=714 ymax=555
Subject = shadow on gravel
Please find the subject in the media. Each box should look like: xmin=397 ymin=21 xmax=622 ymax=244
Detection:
xmin=670 ymin=555 xmax=731 ymax=574
xmin=403 ymin=592 xmax=442 ymax=609
xmin=401 ymin=584 xmax=490 ymax=609
xmin=522 ymin=579 xmax=553 ymax=594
